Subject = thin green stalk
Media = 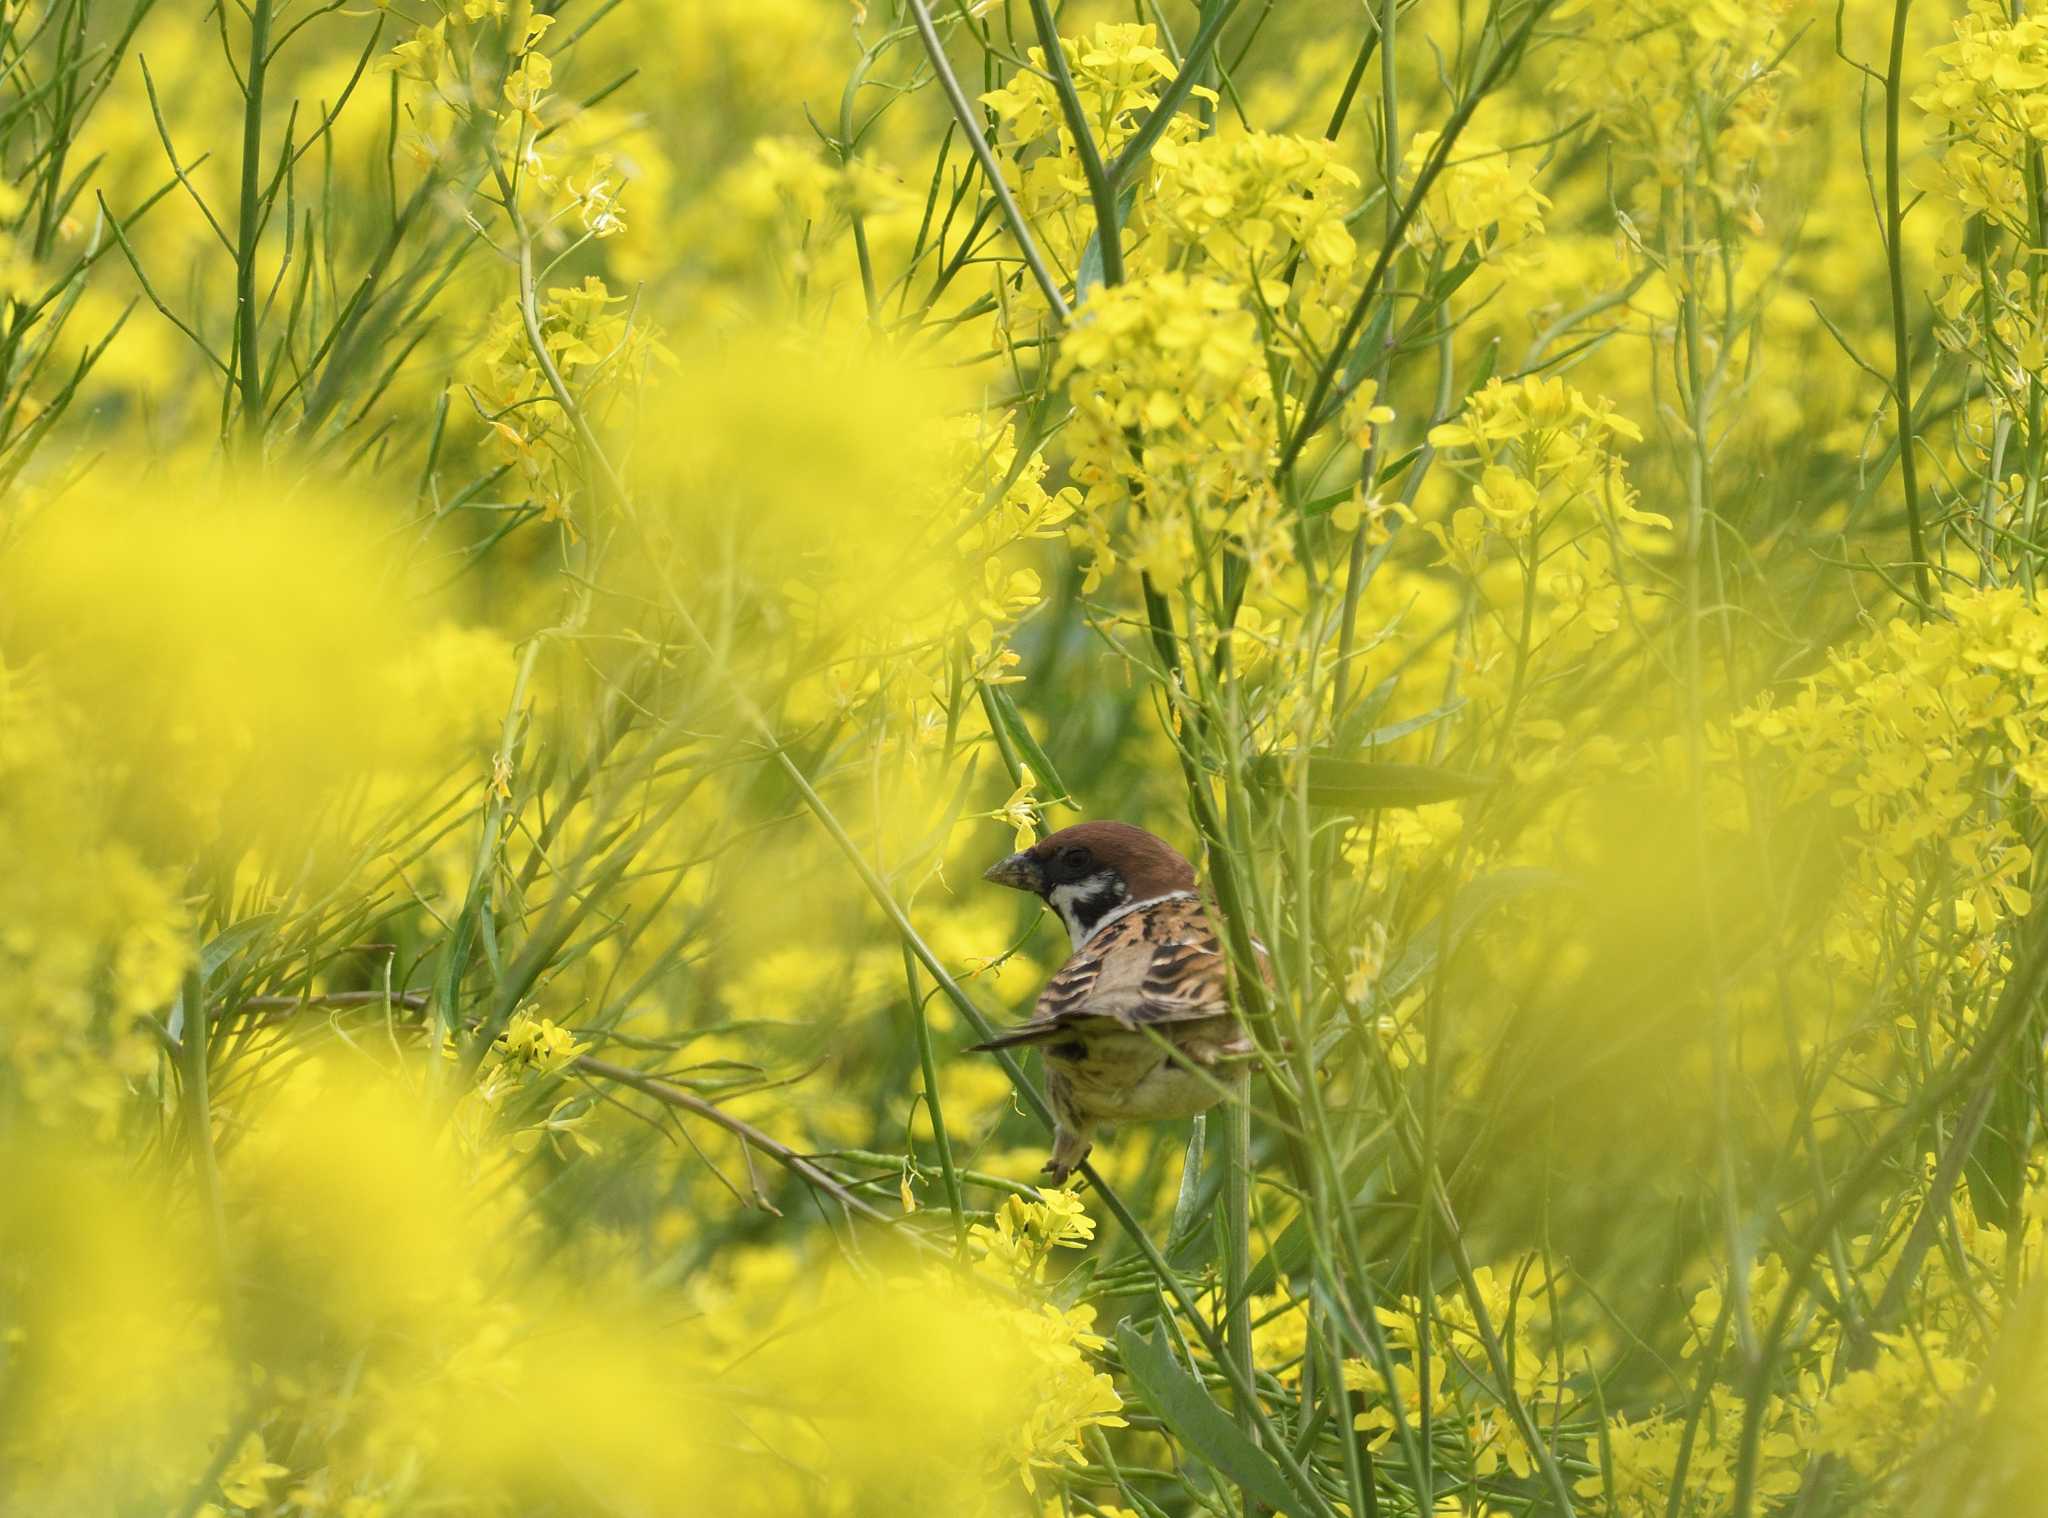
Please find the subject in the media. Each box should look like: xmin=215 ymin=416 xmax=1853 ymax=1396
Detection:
xmin=1380 ymin=0 xmax=1400 ymax=237
xmin=1676 ymin=129 xmax=1755 ymax=1375
xmin=1105 ymin=0 xmax=1246 ymax=187
xmin=234 ymin=0 xmax=274 ymax=442
xmin=576 ymin=1055 xmax=918 ymax=1232
xmin=1224 ymin=1086 xmax=1256 ymax=1455
xmin=178 ymin=964 xmax=227 ymax=1266
xmin=1024 ymin=0 xmax=1123 ymax=287
xmin=902 ymin=944 xmax=968 ymax=1248
xmin=1883 ymin=0 xmax=1931 ymax=611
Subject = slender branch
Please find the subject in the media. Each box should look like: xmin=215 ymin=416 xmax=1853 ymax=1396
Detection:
xmin=177 ymin=965 xmax=227 ymax=1267
xmin=235 ymin=989 xmax=430 ymax=1014
xmin=1105 ymin=0 xmax=1245 ymax=188
xmin=233 ymin=0 xmax=274 ymax=441
xmin=1882 ymin=0 xmax=1932 ymax=612
xmin=575 ymin=1054 xmax=906 ymax=1228
xmin=902 ymin=945 xmax=969 ymax=1248
xmin=96 ymin=190 xmax=233 ymax=378
xmin=1868 ymin=1075 xmax=1997 ymax=1328
xmin=1025 ymin=0 xmax=1123 ymax=287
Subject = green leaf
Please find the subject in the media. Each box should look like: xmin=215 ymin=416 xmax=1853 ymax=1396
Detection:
xmin=1336 ymin=296 xmax=1394 ymax=399
xmin=169 ymin=915 xmax=283 ymax=1040
xmin=979 ymin=680 xmax=1074 ymax=807
xmin=1360 ymin=700 xmax=1465 ymax=747
xmin=1049 ymin=1253 xmax=1100 ymax=1309
xmin=1115 ymin=1320 xmax=1316 ymax=1518
xmin=1399 ymin=248 xmax=1484 ymax=342
xmin=1460 ymin=334 xmax=1502 ymax=400
xmin=1300 ymin=485 xmax=1354 ymax=518
xmin=1167 ymin=1113 xmax=1209 ymax=1256
xmin=1168 ymin=1117 xmax=1232 ymax=1270
xmin=1254 ymin=754 xmax=1493 ymax=810
xmin=1965 ymin=1037 xmax=2040 ymax=1229
xmin=1376 ymin=441 xmax=1425 ymax=487
xmin=200 ymin=914 xmax=278 ymax=980
xmin=1219 ymin=546 xmax=1251 ymax=632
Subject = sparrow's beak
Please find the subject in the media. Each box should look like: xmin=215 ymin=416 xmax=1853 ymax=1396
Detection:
xmin=982 ymin=850 xmax=1039 ymax=891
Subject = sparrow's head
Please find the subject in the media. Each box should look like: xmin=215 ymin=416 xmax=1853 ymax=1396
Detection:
xmin=983 ymin=820 xmax=1198 ymax=947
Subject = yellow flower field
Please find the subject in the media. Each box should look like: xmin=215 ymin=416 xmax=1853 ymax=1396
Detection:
xmin=2 ymin=0 xmax=2045 ymax=1513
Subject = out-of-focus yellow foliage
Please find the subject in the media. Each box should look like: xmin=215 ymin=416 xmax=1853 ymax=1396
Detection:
xmin=0 ymin=471 xmax=450 ymax=848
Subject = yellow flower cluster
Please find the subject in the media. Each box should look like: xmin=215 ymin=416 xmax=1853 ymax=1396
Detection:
xmin=1808 ymin=1331 xmax=1979 ymax=1477
xmin=469 ymin=275 xmax=674 ymax=529
xmin=1402 ymin=131 xmax=1552 ymax=268
xmin=1143 ymin=129 xmax=1366 ymax=359
xmin=0 ymin=672 xmax=186 ymax=1125
xmin=1149 ymin=131 xmax=1362 ymax=277
xmin=1057 ymin=271 xmax=1282 ymax=587
xmin=1739 ymin=588 xmax=2047 ymax=946
xmin=1555 ymin=0 xmax=1798 ymax=199
xmin=968 ymin=1188 xmax=1126 ymax=1487
xmin=1345 ymin=1255 xmax=1568 ymax=1484
xmin=488 ymin=1008 xmax=592 ymax=1078
xmin=981 ymin=23 xmax=1214 ymax=295
xmin=1918 ymin=1 xmax=2048 ymax=235
xmin=1588 ymin=1387 xmax=1808 ymax=1517
xmin=1425 ymin=375 xmax=1666 ymax=708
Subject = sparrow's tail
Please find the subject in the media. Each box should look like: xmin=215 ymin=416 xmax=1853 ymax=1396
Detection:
xmin=966 ymin=1025 xmax=1062 ymax=1053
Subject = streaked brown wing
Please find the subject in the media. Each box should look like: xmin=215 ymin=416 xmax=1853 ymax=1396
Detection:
xmin=1040 ymin=897 xmax=1229 ymax=1024
xmin=966 ymin=898 xmax=1246 ymax=1053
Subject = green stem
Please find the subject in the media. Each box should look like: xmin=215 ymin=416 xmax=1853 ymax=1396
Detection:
xmin=234 ymin=0 xmax=274 ymax=442
xmin=1883 ymin=0 xmax=1932 ymax=612
xmin=1224 ymin=1085 xmax=1256 ymax=1457
xmin=178 ymin=964 xmax=227 ymax=1265
xmin=1024 ymin=0 xmax=1123 ymax=288
xmin=902 ymin=944 xmax=968 ymax=1248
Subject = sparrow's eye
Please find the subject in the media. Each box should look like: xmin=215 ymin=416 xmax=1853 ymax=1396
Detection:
xmin=1054 ymin=845 xmax=1094 ymax=878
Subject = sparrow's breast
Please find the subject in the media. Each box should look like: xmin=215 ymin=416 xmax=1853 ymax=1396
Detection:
xmin=1047 ymin=1029 xmax=1231 ymax=1121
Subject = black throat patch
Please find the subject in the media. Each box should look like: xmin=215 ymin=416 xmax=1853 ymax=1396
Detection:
xmin=1048 ymin=873 xmax=1128 ymax=946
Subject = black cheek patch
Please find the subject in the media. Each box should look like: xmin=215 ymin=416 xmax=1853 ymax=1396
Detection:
xmin=1063 ymin=878 xmax=1126 ymax=935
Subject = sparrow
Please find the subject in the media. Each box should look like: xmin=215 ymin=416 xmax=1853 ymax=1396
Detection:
xmin=971 ymin=820 xmax=1252 ymax=1183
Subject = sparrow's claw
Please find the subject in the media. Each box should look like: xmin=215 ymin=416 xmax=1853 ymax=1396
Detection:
xmin=1039 ymin=1141 xmax=1092 ymax=1188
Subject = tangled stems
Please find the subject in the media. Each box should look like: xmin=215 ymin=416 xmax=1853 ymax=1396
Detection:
xmin=904 ymin=0 xmax=1071 ymax=320
xmin=1276 ymin=0 xmax=1556 ymax=481
xmin=1727 ymin=905 xmax=2048 ymax=1517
